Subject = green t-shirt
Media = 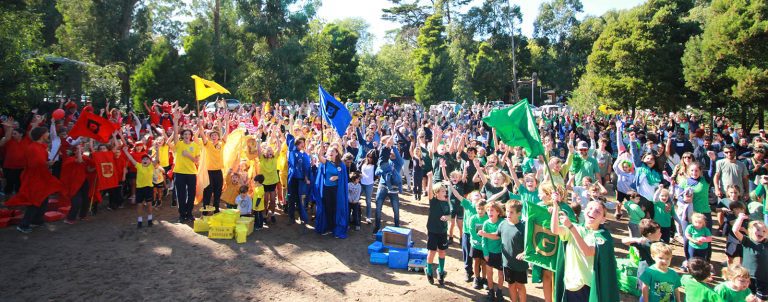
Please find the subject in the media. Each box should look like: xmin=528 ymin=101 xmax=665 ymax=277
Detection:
xmin=680 ymin=275 xmax=723 ymax=302
xmin=431 ymin=152 xmax=457 ymax=183
xmin=653 ymin=200 xmax=673 ymax=228
xmin=638 ymin=264 xmax=681 ymax=302
xmin=460 ymin=198 xmax=477 ymax=234
xmin=685 ymin=224 xmax=712 ymax=250
xmin=714 ymin=282 xmax=751 ymax=302
xmin=624 ymin=201 xmax=646 ymax=224
xmin=741 ymin=237 xmax=768 ymax=280
xmin=468 ymin=213 xmax=489 ymax=248
xmin=427 ymin=197 xmax=451 ymax=234
xmin=482 ymin=219 xmax=502 ymax=256
xmin=510 ymin=185 xmax=540 ymax=217
xmin=679 ymin=177 xmax=711 ymax=214
xmin=497 ymin=219 xmax=526 ymax=271
xmin=571 ymin=156 xmax=600 ymax=186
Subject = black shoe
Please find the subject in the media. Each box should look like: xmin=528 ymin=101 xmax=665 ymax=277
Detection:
xmin=465 ymin=273 xmax=474 ymax=283
xmin=495 ymin=288 xmax=503 ymax=302
xmin=473 ymin=277 xmax=483 ymax=289
xmin=270 ymin=216 xmax=276 ymax=223
xmin=177 ymin=217 xmax=185 ymax=224
xmin=147 ymin=220 xmax=153 ymax=227
xmin=482 ymin=278 xmax=489 ymax=290
xmin=447 ymin=237 xmax=454 ymax=245
xmin=438 ymin=271 xmax=446 ymax=286
xmin=487 ymin=289 xmax=496 ymax=302
xmin=425 ymin=270 xmax=434 ymax=284
xmin=137 ymin=221 xmax=143 ymax=229
xmin=16 ymin=226 xmax=32 ymax=234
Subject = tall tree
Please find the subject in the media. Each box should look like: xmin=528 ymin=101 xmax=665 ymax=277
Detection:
xmin=533 ymin=0 xmax=583 ymax=45
xmin=413 ymin=13 xmax=453 ymax=106
xmin=357 ymin=39 xmax=415 ymax=99
xmin=131 ymin=36 xmax=188 ymax=109
xmin=321 ymin=23 xmax=361 ymax=99
xmin=471 ymin=42 xmax=504 ymax=101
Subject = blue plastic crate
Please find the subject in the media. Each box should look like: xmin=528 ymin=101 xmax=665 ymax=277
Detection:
xmin=367 ymin=241 xmax=384 ymax=254
xmin=388 ymin=249 xmax=409 ymax=269
xmin=407 ymin=259 xmax=427 ymax=272
xmin=375 ymin=230 xmax=383 ymax=242
xmin=370 ymin=252 xmax=389 ymax=265
xmin=382 ymin=226 xmax=413 ymax=250
xmin=408 ymin=247 xmax=428 ymax=260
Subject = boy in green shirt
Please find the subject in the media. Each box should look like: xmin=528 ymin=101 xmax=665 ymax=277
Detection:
xmin=680 ymin=258 xmax=723 ymax=302
xmin=624 ymin=190 xmax=646 ymax=238
xmin=478 ymin=201 xmax=504 ymax=301
xmin=639 ymin=242 xmax=681 ymax=302
xmin=425 ymin=182 xmax=452 ymax=286
xmin=496 ymin=200 xmax=527 ymax=302
xmin=456 ymin=190 xmax=482 ymax=283
xmin=467 ymin=201 xmax=489 ymax=289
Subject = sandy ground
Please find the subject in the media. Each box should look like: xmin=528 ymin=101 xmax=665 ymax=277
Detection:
xmin=0 ymin=188 xmax=727 ymax=302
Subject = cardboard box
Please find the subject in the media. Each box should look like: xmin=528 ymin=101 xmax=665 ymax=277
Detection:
xmin=382 ymin=227 xmax=412 ymax=250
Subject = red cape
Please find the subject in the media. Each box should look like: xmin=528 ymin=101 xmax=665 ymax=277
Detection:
xmin=5 ymin=142 xmax=63 ymax=207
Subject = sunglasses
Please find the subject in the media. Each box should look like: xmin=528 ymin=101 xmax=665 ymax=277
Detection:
xmin=682 ymin=155 xmax=692 ymax=159
xmin=724 ymin=151 xmax=733 ymax=154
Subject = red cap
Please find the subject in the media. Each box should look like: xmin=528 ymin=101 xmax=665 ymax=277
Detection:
xmin=65 ymin=101 xmax=78 ymax=109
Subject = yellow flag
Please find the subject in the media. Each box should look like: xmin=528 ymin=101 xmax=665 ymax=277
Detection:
xmin=191 ymin=75 xmax=230 ymax=101
xmin=263 ymin=101 xmax=270 ymax=114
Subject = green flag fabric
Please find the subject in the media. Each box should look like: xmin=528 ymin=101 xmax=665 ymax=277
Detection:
xmin=482 ymin=99 xmax=545 ymax=158
xmin=523 ymin=199 xmax=559 ymax=271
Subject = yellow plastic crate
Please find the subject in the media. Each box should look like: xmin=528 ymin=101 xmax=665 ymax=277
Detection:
xmin=235 ymin=225 xmax=248 ymax=244
xmin=193 ymin=218 xmax=209 ymax=233
xmin=208 ymin=226 xmax=234 ymax=239
xmin=236 ymin=217 xmax=255 ymax=235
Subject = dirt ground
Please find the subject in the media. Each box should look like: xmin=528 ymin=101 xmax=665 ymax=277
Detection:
xmin=0 ymin=188 xmax=727 ymax=302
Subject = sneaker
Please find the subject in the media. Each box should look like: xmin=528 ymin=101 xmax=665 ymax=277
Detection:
xmin=438 ymin=271 xmax=446 ymax=286
xmin=156 ymin=201 xmax=162 ymax=208
xmin=355 ymin=226 xmax=361 ymax=231
xmin=16 ymin=226 xmax=32 ymax=234
xmin=473 ymin=277 xmax=483 ymax=289
xmin=465 ymin=273 xmax=474 ymax=283
xmin=486 ymin=288 xmax=496 ymax=302
xmin=482 ymin=278 xmax=489 ymax=290
xmin=447 ymin=237 xmax=454 ymax=245
xmin=425 ymin=269 xmax=434 ymax=284
xmin=64 ymin=219 xmax=76 ymax=225
xmin=495 ymin=288 xmax=503 ymax=302
xmin=322 ymin=231 xmax=332 ymax=236
xmin=147 ymin=220 xmax=153 ymax=227
xmin=137 ymin=221 xmax=143 ymax=229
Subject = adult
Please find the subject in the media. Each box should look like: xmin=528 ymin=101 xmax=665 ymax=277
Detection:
xmin=0 ymin=118 xmax=28 ymax=197
xmin=714 ymin=145 xmax=750 ymax=200
xmin=568 ymin=139 xmax=600 ymax=187
xmin=169 ymin=111 xmax=200 ymax=223
xmin=628 ymin=129 xmax=662 ymax=219
xmin=315 ymin=142 xmax=348 ymax=237
xmin=373 ymin=136 xmax=403 ymax=234
xmin=678 ymin=162 xmax=712 ymax=259
xmin=744 ymin=147 xmax=768 ymax=192
xmin=199 ymin=119 xmax=225 ymax=213
xmin=286 ymin=133 xmax=310 ymax=225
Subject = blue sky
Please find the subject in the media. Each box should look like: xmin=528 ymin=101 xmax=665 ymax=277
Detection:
xmin=316 ymin=0 xmax=647 ymax=52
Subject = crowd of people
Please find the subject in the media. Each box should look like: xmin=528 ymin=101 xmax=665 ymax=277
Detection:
xmin=1 ymin=97 xmax=768 ymax=302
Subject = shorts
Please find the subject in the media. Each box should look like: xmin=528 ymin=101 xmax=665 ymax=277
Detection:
xmin=451 ymin=202 xmax=463 ymax=219
xmin=154 ymin=183 xmax=164 ymax=189
xmin=126 ymin=172 xmax=137 ymax=180
xmin=616 ymin=191 xmax=629 ymax=203
xmin=427 ymin=232 xmax=448 ymax=251
xmin=725 ymin=242 xmax=743 ymax=258
xmin=504 ymin=267 xmax=528 ymax=284
xmin=486 ymin=252 xmax=502 ymax=270
xmin=136 ymin=187 xmax=153 ymax=203
xmin=470 ymin=247 xmax=485 ymax=259
xmin=751 ymin=278 xmax=768 ymax=300
xmin=264 ymin=183 xmax=277 ymax=192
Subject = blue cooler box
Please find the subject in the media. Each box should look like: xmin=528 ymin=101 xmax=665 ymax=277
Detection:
xmin=408 ymin=248 xmax=428 ymax=260
xmin=368 ymin=241 xmax=384 ymax=254
xmin=370 ymin=252 xmax=389 ymax=265
xmin=388 ymin=249 xmax=409 ymax=269
xmin=375 ymin=230 xmax=383 ymax=242
xmin=382 ymin=226 xmax=413 ymax=250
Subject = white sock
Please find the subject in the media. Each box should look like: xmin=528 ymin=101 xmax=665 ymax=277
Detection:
xmin=137 ymin=217 xmax=143 ymax=222
xmin=148 ymin=214 xmax=153 ymax=221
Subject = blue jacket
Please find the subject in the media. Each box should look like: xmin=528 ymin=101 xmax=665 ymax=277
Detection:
xmin=287 ymin=134 xmax=311 ymax=181
xmin=376 ymin=146 xmax=403 ymax=191
xmin=355 ymin=127 xmax=376 ymax=162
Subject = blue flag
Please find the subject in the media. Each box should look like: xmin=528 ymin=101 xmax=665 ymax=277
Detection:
xmin=319 ymin=85 xmax=352 ymax=138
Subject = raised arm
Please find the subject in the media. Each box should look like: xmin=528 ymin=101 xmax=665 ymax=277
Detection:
xmin=122 ymin=146 xmax=138 ymax=166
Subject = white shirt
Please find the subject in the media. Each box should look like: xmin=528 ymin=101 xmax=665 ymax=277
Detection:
xmin=361 ymin=164 xmax=375 ymax=185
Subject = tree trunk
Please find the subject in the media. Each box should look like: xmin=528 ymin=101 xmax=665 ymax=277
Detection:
xmin=117 ymin=0 xmax=139 ymax=105
xmin=213 ymin=0 xmax=221 ymax=48
xmin=759 ymin=107 xmax=765 ymax=131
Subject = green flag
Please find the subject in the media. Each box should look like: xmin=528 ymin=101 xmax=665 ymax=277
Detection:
xmin=482 ymin=99 xmax=544 ymax=158
xmin=523 ymin=199 xmax=559 ymax=271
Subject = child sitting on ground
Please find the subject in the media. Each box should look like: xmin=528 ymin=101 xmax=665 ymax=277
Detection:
xmin=639 ymin=242 xmax=681 ymax=302
xmin=680 ymin=257 xmax=722 ymax=302
xmin=496 ymin=200 xmax=527 ymax=302
xmin=714 ymin=264 xmax=759 ymax=302
xmin=236 ymin=185 xmax=252 ymax=217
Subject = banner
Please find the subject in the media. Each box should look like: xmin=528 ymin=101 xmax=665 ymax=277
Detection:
xmin=318 ymin=85 xmax=352 ymax=138
xmin=523 ymin=199 xmax=559 ymax=271
xmin=69 ymin=111 xmax=118 ymax=143
xmin=92 ymin=151 xmax=120 ymax=191
xmin=191 ymin=75 xmax=230 ymax=101
xmin=482 ymin=99 xmax=544 ymax=157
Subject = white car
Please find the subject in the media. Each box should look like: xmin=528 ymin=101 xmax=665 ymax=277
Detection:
xmin=204 ymin=99 xmax=240 ymax=113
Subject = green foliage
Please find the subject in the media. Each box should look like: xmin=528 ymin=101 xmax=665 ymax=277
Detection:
xmin=357 ymin=41 xmax=415 ymax=99
xmin=413 ymin=14 xmax=454 ymax=106
xmin=471 ymin=42 xmax=504 ymax=101
xmin=533 ymin=0 xmax=583 ymax=44
xmin=321 ymin=23 xmax=360 ymax=100
xmin=131 ymin=37 xmax=188 ymax=110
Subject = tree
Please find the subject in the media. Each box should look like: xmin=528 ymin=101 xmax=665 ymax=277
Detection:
xmin=131 ymin=37 xmax=188 ymax=110
xmin=471 ymin=42 xmax=504 ymax=101
xmin=533 ymin=0 xmax=583 ymax=45
xmin=413 ymin=14 xmax=453 ymax=106
xmin=683 ymin=0 xmax=768 ymax=130
xmin=357 ymin=39 xmax=415 ymax=99
xmin=578 ymin=0 xmax=697 ymax=113
xmin=321 ymin=23 xmax=360 ymax=99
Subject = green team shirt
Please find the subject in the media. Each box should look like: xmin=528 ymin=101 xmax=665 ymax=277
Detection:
xmin=460 ymin=198 xmax=477 ymax=234
xmin=482 ymin=219 xmax=502 ymax=257
xmin=714 ymin=282 xmax=751 ymax=302
xmin=680 ymin=275 xmax=723 ymax=302
xmin=624 ymin=201 xmax=646 ymax=224
xmin=468 ymin=213 xmax=489 ymax=249
xmin=571 ymin=156 xmax=600 ymax=186
xmin=497 ymin=219 xmax=526 ymax=271
xmin=685 ymin=225 xmax=712 ymax=249
xmin=639 ymin=264 xmax=681 ymax=302
xmin=653 ymin=200 xmax=673 ymax=228
xmin=431 ymin=152 xmax=457 ymax=183
xmin=427 ymin=198 xmax=451 ymax=234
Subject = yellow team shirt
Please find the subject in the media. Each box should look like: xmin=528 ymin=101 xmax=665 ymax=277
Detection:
xmin=204 ymin=141 xmax=224 ymax=170
xmin=173 ymin=140 xmax=201 ymax=174
xmin=252 ymin=185 xmax=265 ymax=211
xmin=135 ymin=163 xmax=154 ymax=188
xmin=259 ymin=156 xmax=278 ymax=185
xmin=158 ymin=145 xmax=170 ymax=167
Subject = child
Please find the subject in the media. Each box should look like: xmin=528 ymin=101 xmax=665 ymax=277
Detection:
xmin=733 ymin=213 xmax=768 ymax=300
xmin=680 ymin=257 xmax=723 ymax=302
xmin=446 ymin=170 xmax=465 ymax=244
xmin=425 ymin=182 xmax=452 ymax=285
xmin=152 ymin=159 xmax=165 ymax=208
xmin=468 ymin=199 xmax=489 ymax=290
xmin=723 ymin=201 xmax=748 ymax=266
xmin=622 ymin=219 xmax=662 ymax=270
xmin=552 ymin=200 xmax=621 ymax=301
xmin=252 ymin=174 xmax=265 ymax=229
xmin=639 ymin=242 xmax=682 ymax=302
xmin=455 ymin=189 xmax=483 ymax=283
xmin=536 ymin=183 xmax=577 ymax=302
xmin=235 ymin=185 xmax=252 ymax=216
xmin=717 ymin=185 xmax=742 ymax=235
xmin=348 ymin=172 xmax=362 ymax=231
xmin=685 ymin=213 xmax=712 ymax=261
xmin=478 ymin=201 xmax=504 ymax=301
xmin=624 ymin=190 xmax=647 ymax=238
xmin=652 ymin=187 xmax=674 ymax=243
xmin=714 ymin=264 xmax=758 ymax=302
xmin=221 ymin=169 xmax=244 ymax=209
xmin=496 ymin=200 xmax=527 ymax=302
xmin=123 ymin=147 xmax=153 ymax=228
